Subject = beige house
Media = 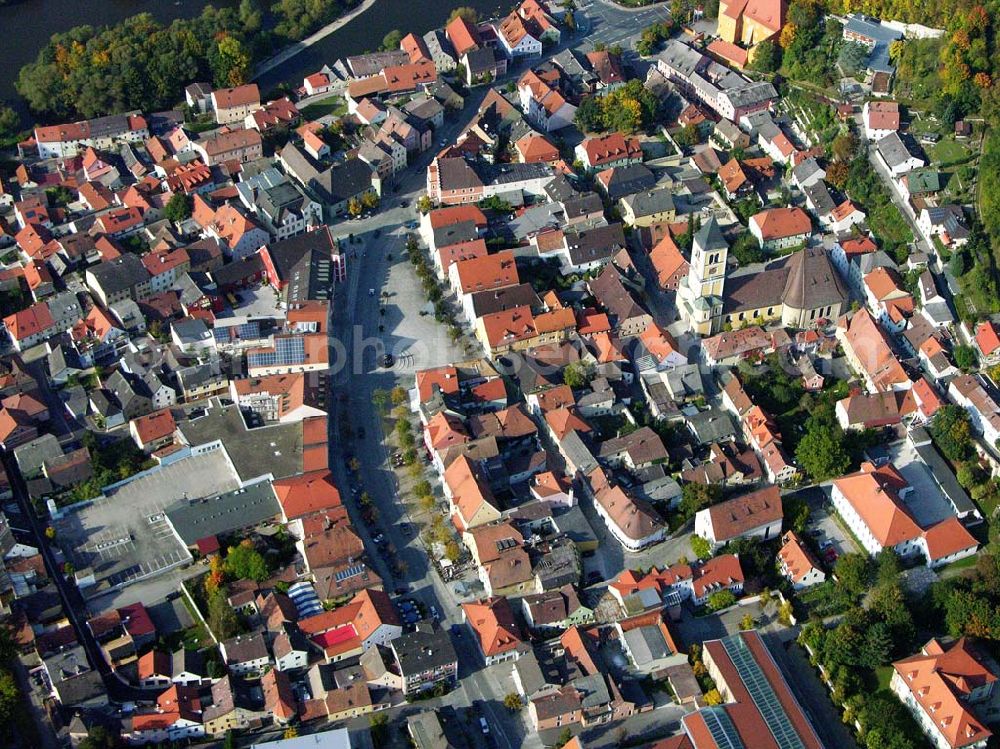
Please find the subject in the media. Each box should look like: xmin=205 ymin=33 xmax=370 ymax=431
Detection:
xmin=619 ymin=188 xmax=676 ymax=227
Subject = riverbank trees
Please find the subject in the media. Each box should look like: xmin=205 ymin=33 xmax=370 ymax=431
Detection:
xmin=16 ymin=0 xmax=360 ymax=120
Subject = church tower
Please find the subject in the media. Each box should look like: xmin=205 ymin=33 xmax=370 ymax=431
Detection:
xmin=679 ymin=217 xmax=728 ymax=336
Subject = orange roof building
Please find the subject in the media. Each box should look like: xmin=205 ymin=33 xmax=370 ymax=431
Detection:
xmin=446 ymin=16 xmax=482 ymax=57
xmin=448 ymin=250 xmax=519 ymax=295
xmin=684 ymin=630 xmax=823 ymax=749
xmin=777 ymin=531 xmax=825 ymax=589
xmin=837 ymin=309 xmax=910 ymax=393
xmin=414 ymin=365 xmax=460 ymax=401
xmin=650 ymin=233 xmax=689 ymax=291
xmin=749 ymin=206 xmax=812 ymax=247
xmin=892 ymin=638 xmax=995 ymax=749
xmin=444 ymin=454 xmax=501 ymax=531
xmin=462 ymin=596 xmax=526 ymax=665
xmin=273 ymin=470 xmax=342 ymax=521
xmin=832 ymin=461 xmax=978 ymax=566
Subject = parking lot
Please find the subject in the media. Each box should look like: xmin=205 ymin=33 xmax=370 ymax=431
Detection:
xmin=888 ymin=439 xmax=956 ymax=526
xmin=54 ymin=451 xmax=241 ymax=592
xmin=786 ymin=486 xmax=860 ymax=562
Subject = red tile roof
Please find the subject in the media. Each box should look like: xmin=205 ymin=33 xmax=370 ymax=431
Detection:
xmin=462 ymin=596 xmax=524 ymax=657
xmin=273 ymin=470 xmax=342 ymax=520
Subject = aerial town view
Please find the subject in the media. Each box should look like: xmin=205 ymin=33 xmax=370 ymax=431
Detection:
xmin=1 ymin=0 xmax=1000 ymax=746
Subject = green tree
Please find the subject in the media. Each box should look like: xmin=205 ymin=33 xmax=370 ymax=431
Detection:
xmin=164 ymin=191 xmax=193 ymax=223
xmin=783 ymin=496 xmax=810 ymax=534
xmin=207 ymin=587 xmax=242 ymax=639
xmin=795 ymin=418 xmax=850 ymax=481
xmin=875 ymin=549 xmax=902 ymax=588
xmin=361 ymin=191 xmax=379 ymax=210
xmin=0 ymin=104 xmax=20 ymax=142
xmin=834 ymin=553 xmax=872 ymax=599
xmin=675 ymin=123 xmax=701 ymax=148
xmin=503 ymin=692 xmax=524 ymax=711
xmin=553 ymin=728 xmax=573 ymax=748
xmin=224 ymin=543 xmax=268 ymax=582
xmin=0 ymin=670 xmax=21 ymax=731
xmin=690 ymin=535 xmax=713 ymax=560
xmin=838 ymin=41 xmax=871 ymax=77
xmin=858 ymin=620 xmax=893 ymax=668
xmin=380 ymin=29 xmax=403 ymax=52
xmin=417 ymin=195 xmax=433 ymax=214
xmin=79 ymin=725 xmax=124 ymax=749
xmin=348 ymin=197 xmax=363 ymax=217
xmin=777 ymin=600 xmax=794 ymax=626
xmin=929 ymin=404 xmax=974 ymax=461
xmin=707 ymin=589 xmax=737 ymax=611
xmin=749 ymin=39 xmax=780 ymax=73
xmin=562 ymin=361 xmax=594 ymax=389
xmin=214 ymin=35 xmax=251 ymax=87
xmin=731 ymin=233 xmax=763 ymax=265
xmin=681 ymin=483 xmax=721 ymax=519
xmin=954 ymin=345 xmax=978 ymax=371
xmin=370 ymin=712 xmax=390 ymax=744
xmin=739 ymin=613 xmax=756 ymax=630
xmin=574 ymin=96 xmax=604 ymax=132
xmin=448 ymin=6 xmax=479 ymax=24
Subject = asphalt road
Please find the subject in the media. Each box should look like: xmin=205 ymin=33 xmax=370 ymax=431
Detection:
xmin=321 ymin=85 xmax=545 ymax=746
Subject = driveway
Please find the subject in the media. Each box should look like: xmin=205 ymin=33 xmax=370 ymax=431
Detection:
xmin=785 ymin=485 xmax=860 ymax=560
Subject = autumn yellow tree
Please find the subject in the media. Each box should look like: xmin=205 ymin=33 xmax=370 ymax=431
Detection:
xmin=779 ymin=23 xmax=797 ymax=49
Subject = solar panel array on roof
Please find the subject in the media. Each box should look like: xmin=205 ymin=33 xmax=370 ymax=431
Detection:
xmin=213 ymin=320 xmax=261 ymax=343
xmin=495 ymin=538 xmax=518 ymax=552
xmin=247 ymin=336 xmax=305 ymax=369
xmin=721 ymin=634 xmax=806 ymax=749
xmin=701 ymin=705 xmax=744 ymax=749
xmin=335 ymin=564 xmax=366 ymax=582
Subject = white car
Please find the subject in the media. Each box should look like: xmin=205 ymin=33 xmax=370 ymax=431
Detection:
xmin=479 ymin=717 xmax=490 ymax=734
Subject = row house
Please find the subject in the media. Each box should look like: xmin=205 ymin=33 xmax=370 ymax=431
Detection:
xmin=607 ymin=554 xmax=746 ymax=610
xmin=34 ymin=112 xmax=149 ymax=159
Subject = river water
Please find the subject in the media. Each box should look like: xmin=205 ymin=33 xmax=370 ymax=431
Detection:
xmin=254 ymin=0 xmax=503 ymax=94
xmin=0 ymin=0 xmax=503 ymax=110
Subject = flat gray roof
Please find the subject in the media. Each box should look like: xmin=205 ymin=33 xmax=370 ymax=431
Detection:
xmin=166 ymin=481 xmax=280 ymax=546
xmin=178 ymin=401 xmax=306 ymax=481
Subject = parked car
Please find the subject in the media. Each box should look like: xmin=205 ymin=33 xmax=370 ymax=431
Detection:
xmin=479 ymin=718 xmax=490 ymax=735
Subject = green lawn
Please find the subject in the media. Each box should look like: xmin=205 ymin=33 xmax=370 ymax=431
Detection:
xmin=906 ymin=114 xmax=943 ymax=137
xmin=875 ymin=665 xmax=894 ymax=691
xmin=939 ymin=554 xmax=980 ymax=576
xmin=301 ymin=96 xmax=347 ymax=120
xmin=931 ymin=137 xmax=972 ymax=166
